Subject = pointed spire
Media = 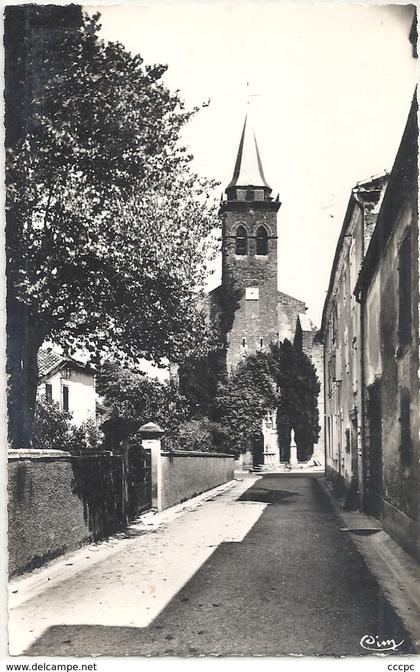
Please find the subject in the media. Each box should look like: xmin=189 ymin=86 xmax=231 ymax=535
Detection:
xmin=226 ymin=114 xmax=271 ymax=192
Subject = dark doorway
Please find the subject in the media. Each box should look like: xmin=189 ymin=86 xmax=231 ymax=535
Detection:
xmin=252 ymin=432 xmax=264 ymax=467
xmin=278 ymin=425 xmax=290 ymax=462
xmin=347 ymin=411 xmax=359 ymax=509
xmin=366 ymin=379 xmax=383 ymax=518
xmin=127 ymin=445 xmax=152 ymax=518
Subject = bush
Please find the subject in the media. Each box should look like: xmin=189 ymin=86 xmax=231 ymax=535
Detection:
xmin=32 ymin=398 xmax=73 ymax=451
xmin=32 ymin=399 xmax=103 ymax=452
xmin=97 ymin=361 xmax=190 ymax=451
xmin=168 ymin=417 xmax=231 ymax=453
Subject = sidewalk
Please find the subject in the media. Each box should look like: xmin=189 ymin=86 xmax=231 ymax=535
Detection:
xmin=9 ymin=476 xmax=262 ymax=655
xmin=318 ymin=477 xmax=420 ymax=651
xmin=9 ymin=478 xmax=242 ymax=611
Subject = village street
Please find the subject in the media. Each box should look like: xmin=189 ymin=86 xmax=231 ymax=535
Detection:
xmin=9 ymin=473 xmax=420 ymax=657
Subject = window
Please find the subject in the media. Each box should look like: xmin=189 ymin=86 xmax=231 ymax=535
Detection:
xmin=331 ymin=306 xmax=337 ymax=345
xmin=331 ymin=352 xmax=337 ymax=381
xmin=327 ymin=417 xmax=331 ymax=457
xmin=400 ymin=387 xmax=412 ymax=465
xmin=235 ymin=225 xmax=248 ymax=256
xmin=349 ymin=239 xmax=356 ymax=293
xmin=367 ymin=379 xmax=383 ymax=496
xmin=45 ymin=383 xmax=52 ymax=403
xmin=345 ymin=428 xmax=351 ymax=453
xmin=62 ymin=385 xmax=69 ymax=413
xmin=398 ymin=230 xmax=412 ymax=347
xmin=256 ymin=226 xmax=268 ymax=255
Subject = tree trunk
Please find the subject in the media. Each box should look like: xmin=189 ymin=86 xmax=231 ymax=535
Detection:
xmin=7 ymin=313 xmax=43 ymax=449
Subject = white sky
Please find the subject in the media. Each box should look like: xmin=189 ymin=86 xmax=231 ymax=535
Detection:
xmin=87 ymin=2 xmax=417 ymax=326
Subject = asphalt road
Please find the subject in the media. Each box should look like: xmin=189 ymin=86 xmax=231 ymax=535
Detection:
xmin=16 ymin=473 xmax=413 ymax=657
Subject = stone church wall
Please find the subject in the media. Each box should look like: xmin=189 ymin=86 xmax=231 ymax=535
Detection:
xmin=277 ymin=292 xmax=307 ymax=342
xmin=221 ymin=209 xmax=279 ymax=371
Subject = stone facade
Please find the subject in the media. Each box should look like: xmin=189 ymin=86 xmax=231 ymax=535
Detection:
xmin=356 ymin=94 xmax=419 ymax=559
xmin=322 ymin=93 xmax=420 ymax=560
xmin=278 ymin=292 xmax=307 ymax=343
xmin=321 ymin=175 xmax=388 ymax=506
xmin=219 ymin=191 xmax=281 ymax=372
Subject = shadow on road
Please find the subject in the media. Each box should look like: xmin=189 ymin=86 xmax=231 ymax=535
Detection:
xmin=238 ymin=485 xmax=299 ymax=504
xmin=24 ymin=474 xmax=415 ymax=658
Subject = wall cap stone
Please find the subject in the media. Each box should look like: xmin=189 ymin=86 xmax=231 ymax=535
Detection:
xmin=161 ymin=450 xmax=235 ymax=459
xmin=8 ymin=449 xmax=115 ymax=461
xmin=8 ymin=449 xmax=70 ymax=461
xmin=139 ymin=422 xmax=164 ymax=438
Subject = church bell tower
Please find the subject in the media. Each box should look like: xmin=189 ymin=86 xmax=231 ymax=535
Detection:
xmin=219 ymin=115 xmax=281 ymax=371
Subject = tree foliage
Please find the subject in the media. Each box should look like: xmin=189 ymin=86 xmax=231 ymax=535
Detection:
xmin=175 ymin=417 xmax=230 ymax=453
xmin=270 ymin=340 xmax=321 ymax=461
xmin=211 ymin=340 xmax=320 ymax=459
xmin=178 ymin=348 xmax=225 ymax=418
xmin=96 ymin=362 xmax=190 ymax=451
xmin=6 ymin=9 xmax=218 ymax=447
xmin=213 ymin=351 xmax=279 ymax=454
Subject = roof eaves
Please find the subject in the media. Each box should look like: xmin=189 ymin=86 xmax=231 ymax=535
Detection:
xmin=320 ymin=191 xmax=359 ymax=338
xmin=354 ymin=93 xmax=418 ymax=299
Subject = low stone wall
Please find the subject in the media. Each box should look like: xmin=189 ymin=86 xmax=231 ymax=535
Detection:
xmin=8 ymin=450 xmax=126 ymax=576
xmin=8 ymin=448 xmax=235 ymax=576
xmin=161 ymin=450 xmax=235 ymax=510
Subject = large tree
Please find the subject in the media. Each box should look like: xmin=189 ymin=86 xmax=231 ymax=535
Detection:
xmin=6 ymin=10 xmax=218 ymax=448
xmin=178 ymin=348 xmax=225 ymax=418
xmin=270 ymin=340 xmax=320 ymax=461
xmin=213 ymin=352 xmax=279 ymax=455
xmin=212 ymin=341 xmax=320 ymax=459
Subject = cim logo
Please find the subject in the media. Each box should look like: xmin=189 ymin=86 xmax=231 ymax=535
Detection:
xmin=360 ymin=634 xmax=404 ymax=652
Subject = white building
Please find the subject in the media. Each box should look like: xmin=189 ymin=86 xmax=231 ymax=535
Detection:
xmin=37 ymin=349 xmax=96 ymax=426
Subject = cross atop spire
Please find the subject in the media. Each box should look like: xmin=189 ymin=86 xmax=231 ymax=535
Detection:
xmin=225 ymin=114 xmax=272 ymax=197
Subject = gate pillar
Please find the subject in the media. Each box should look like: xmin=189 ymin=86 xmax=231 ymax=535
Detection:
xmin=139 ymin=422 xmax=164 ymax=512
xmin=290 ymin=429 xmax=298 ymax=467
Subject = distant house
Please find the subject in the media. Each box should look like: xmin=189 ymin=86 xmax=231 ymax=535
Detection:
xmin=37 ymin=349 xmax=96 ymax=426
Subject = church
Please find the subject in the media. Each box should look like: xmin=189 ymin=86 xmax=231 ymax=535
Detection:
xmin=208 ymin=115 xmax=324 ymax=468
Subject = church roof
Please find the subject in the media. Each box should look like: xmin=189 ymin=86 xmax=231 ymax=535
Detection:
xmin=277 ymin=290 xmax=307 ymax=310
xmin=226 ymin=114 xmax=271 ymax=191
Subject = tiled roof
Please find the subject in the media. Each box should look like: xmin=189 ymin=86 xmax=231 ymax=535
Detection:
xmin=37 ymin=348 xmax=96 ymax=379
xmin=37 ymin=349 xmax=65 ymax=377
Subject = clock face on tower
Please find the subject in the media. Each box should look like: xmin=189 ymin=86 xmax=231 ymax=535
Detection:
xmin=245 ymin=287 xmax=259 ymax=300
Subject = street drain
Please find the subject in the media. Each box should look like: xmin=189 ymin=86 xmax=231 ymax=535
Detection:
xmin=339 ymin=527 xmax=382 ymax=536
